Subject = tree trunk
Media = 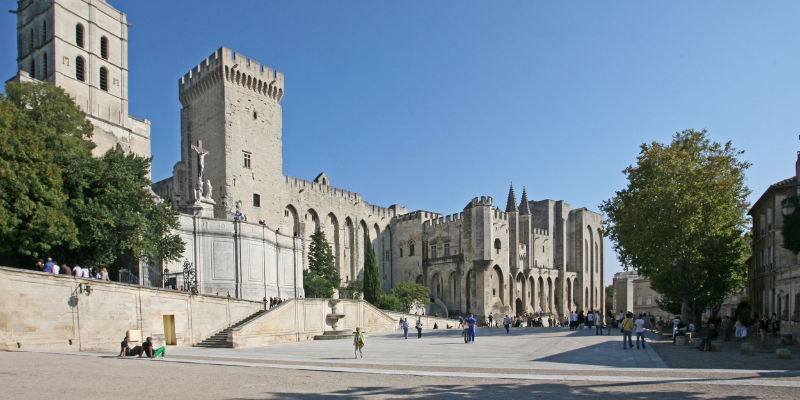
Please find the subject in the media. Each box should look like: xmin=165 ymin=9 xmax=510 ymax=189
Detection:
xmin=682 ymin=296 xmax=693 ymax=325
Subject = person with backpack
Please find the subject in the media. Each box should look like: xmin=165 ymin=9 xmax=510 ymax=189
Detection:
xmin=353 ymin=327 xmax=366 ymax=358
xmin=503 ymin=315 xmax=511 ymax=333
xmin=621 ymin=312 xmax=635 ymax=349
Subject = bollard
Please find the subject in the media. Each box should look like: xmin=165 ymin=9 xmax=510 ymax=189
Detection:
xmin=690 ymin=338 xmax=702 ymax=349
xmin=741 ymin=343 xmax=755 ymax=356
xmin=675 ymin=336 xmax=687 ymax=346
xmin=781 ymin=334 xmax=794 ymax=345
xmin=776 ymin=349 xmax=791 ymax=359
xmin=709 ymin=341 xmax=723 ymax=352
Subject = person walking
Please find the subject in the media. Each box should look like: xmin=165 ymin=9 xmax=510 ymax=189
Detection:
xmin=607 ymin=311 xmax=613 ymax=335
xmin=570 ymin=311 xmax=577 ymax=329
xmin=721 ymin=316 xmax=732 ymax=341
xmin=353 ymin=327 xmax=365 ymax=358
xmin=465 ymin=314 xmax=477 ymax=342
xmin=587 ymin=310 xmax=594 ymax=329
xmin=634 ymin=313 xmax=646 ymax=349
xmin=578 ymin=311 xmax=585 ymax=330
xmin=595 ymin=311 xmax=604 ymax=335
xmin=458 ymin=316 xmax=464 ymax=329
xmin=488 ymin=312 xmax=494 ymax=328
xmin=758 ymin=314 xmax=770 ymax=347
xmin=416 ymin=317 xmax=423 ymax=339
xmin=621 ymin=312 xmax=635 ymax=349
xmin=503 ymin=315 xmax=511 ymax=333
xmin=402 ymin=318 xmax=410 ymax=339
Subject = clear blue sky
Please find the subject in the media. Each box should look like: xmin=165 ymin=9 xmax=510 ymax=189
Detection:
xmin=2 ymin=1 xmax=799 ymax=286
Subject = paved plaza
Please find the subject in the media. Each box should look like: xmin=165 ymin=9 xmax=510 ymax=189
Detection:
xmin=171 ymin=324 xmax=668 ymax=370
xmin=5 ymin=326 xmax=800 ymax=398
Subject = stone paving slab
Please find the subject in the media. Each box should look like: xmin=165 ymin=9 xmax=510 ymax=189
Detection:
xmin=170 ymin=326 xmax=667 ymax=370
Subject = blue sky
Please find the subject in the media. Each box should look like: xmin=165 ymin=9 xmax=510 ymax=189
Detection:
xmin=2 ymin=1 xmax=799 ymax=285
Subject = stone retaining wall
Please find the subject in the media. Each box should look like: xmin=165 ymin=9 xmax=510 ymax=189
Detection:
xmin=0 ymin=267 xmax=263 ymax=351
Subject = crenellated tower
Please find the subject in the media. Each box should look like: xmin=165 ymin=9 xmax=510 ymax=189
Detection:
xmin=171 ymin=47 xmax=285 ymax=224
xmin=506 ymin=184 xmax=520 ymax=272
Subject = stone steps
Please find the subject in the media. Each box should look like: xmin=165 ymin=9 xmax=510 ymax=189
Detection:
xmin=194 ymin=308 xmax=274 ymax=348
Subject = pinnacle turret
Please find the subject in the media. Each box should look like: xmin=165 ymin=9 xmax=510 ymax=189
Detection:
xmin=505 ymin=183 xmax=518 ymax=212
xmin=519 ymin=187 xmax=531 ymax=215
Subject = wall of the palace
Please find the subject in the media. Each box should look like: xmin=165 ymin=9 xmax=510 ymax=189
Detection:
xmin=166 ymin=214 xmax=304 ymax=301
xmin=0 ymin=267 xmax=263 ymax=351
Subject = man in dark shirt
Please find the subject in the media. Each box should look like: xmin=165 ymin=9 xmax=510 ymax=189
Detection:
xmin=119 ymin=336 xmax=143 ymax=357
xmin=758 ymin=315 xmax=770 ymax=347
xmin=142 ymin=337 xmax=166 ymax=358
xmin=699 ymin=324 xmax=719 ymax=351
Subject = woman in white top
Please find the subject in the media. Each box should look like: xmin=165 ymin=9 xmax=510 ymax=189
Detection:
xmin=100 ymin=268 xmax=110 ymax=281
xmin=734 ymin=319 xmax=747 ymax=340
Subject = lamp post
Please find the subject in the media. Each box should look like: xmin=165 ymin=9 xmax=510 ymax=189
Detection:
xmin=782 ymin=198 xmax=795 ymax=216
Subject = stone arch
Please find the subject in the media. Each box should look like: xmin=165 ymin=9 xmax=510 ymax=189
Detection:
xmin=573 ymin=279 xmax=579 ymax=310
xmin=585 ymin=287 xmax=589 ymax=309
xmin=546 ymin=277 xmax=553 ymax=313
xmin=508 ymin=274 xmax=513 ymax=308
xmin=538 ymin=276 xmax=545 ymax=312
xmin=416 ymin=274 xmax=424 ymax=285
xmin=283 ymin=205 xmax=299 ymax=236
xmin=358 ymin=220 xmax=368 ymax=279
xmin=345 ymin=217 xmax=354 ymax=281
xmin=566 ymin=278 xmax=572 ymax=311
xmin=447 ymin=271 xmax=458 ymax=312
xmin=373 ymin=224 xmax=381 ymax=273
xmin=584 ymin=239 xmax=589 ymax=272
xmin=595 ymin=242 xmax=600 ymax=274
xmin=516 ymin=272 xmax=525 ymax=314
xmin=554 ymin=277 xmax=560 ymax=315
xmin=431 ymin=272 xmax=443 ymax=299
xmin=382 ymin=225 xmax=393 ymax=289
xmin=327 ymin=213 xmax=340 ymax=279
xmin=491 ymin=265 xmax=504 ymax=305
xmin=466 ymin=269 xmax=476 ymax=314
xmin=528 ymin=276 xmax=535 ymax=310
xmin=305 ymin=209 xmax=320 ymax=232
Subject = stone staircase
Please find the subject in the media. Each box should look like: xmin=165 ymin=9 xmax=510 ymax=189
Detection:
xmin=194 ymin=308 xmax=272 ymax=348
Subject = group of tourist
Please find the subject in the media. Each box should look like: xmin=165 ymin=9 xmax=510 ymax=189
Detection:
xmin=266 ymin=297 xmax=285 ymax=309
xmin=119 ymin=335 xmax=166 ymax=358
xmin=619 ymin=312 xmax=649 ymax=349
xmin=35 ymin=258 xmax=110 ymax=281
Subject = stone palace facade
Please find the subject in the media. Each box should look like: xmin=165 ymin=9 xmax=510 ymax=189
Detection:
xmin=10 ymin=0 xmax=605 ymax=320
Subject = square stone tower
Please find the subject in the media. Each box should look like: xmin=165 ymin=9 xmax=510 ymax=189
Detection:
xmin=10 ymin=0 xmax=151 ymax=157
xmin=174 ymin=47 xmax=285 ymax=224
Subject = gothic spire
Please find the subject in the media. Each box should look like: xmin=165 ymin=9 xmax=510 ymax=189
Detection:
xmin=505 ymin=183 xmax=518 ymax=212
xmin=519 ymin=187 xmax=531 ymax=215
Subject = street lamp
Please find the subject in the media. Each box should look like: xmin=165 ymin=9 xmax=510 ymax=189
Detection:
xmin=782 ymin=198 xmax=796 ymax=216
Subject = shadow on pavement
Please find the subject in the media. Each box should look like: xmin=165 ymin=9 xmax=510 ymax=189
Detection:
xmin=229 ymin=381 xmax=761 ymax=399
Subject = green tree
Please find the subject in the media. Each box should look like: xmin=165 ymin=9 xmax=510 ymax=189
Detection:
xmin=55 ymin=150 xmax=184 ymax=275
xmin=0 ymin=96 xmax=78 ymax=263
xmin=780 ymin=195 xmax=800 ymax=254
xmin=1 ymin=81 xmax=184 ymax=274
xmin=600 ymin=129 xmax=750 ymax=325
xmin=305 ymin=229 xmax=338 ymax=297
xmin=339 ymin=279 xmax=363 ymax=299
xmin=380 ymin=293 xmax=402 ymax=312
xmin=362 ymin=232 xmax=381 ymax=307
xmin=391 ymin=282 xmax=432 ymax=313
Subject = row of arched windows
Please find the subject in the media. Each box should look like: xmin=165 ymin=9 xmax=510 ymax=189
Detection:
xmin=72 ymin=55 xmax=107 ymax=91
xmin=74 ymin=23 xmax=108 ymax=60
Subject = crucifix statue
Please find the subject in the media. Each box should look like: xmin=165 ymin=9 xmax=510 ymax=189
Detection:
xmin=191 ymin=140 xmax=210 ymax=200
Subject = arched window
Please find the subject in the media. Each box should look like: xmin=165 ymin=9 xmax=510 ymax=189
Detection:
xmin=494 ymin=238 xmax=501 ymax=254
xmin=100 ymin=36 xmax=109 ymax=60
xmin=76 ymin=24 xmax=84 ymax=48
xmin=42 ymin=20 xmax=47 ymax=42
xmin=75 ymin=56 xmax=85 ymax=82
xmin=42 ymin=52 xmax=47 ymax=78
xmin=99 ymin=67 xmax=108 ymax=91
xmin=408 ymin=240 xmax=416 ymax=256
xmin=30 ymin=59 xmax=36 ymax=79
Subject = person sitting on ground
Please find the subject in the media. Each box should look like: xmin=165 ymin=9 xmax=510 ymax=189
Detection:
xmin=433 ymin=322 xmax=439 ymax=329
xmin=142 ymin=337 xmax=166 ymax=358
xmin=699 ymin=324 xmax=719 ymax=351
xmin=119 ymin=336 xmax=143 ymax=357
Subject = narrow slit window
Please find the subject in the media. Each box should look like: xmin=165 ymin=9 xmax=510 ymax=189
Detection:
xmin=99 ymin=67 xmax=108 ymax=91
xmin=253 ymin=193 xmax=261 ymax=208
xmin=29 ymin=29 xmax=34 ymax=52
xmin=42 ymin=20 xmax=47 ymax=42
xmin=100 ymin=36 xmax=109 ymax=60
xmin=30 ymin=59 xmax=36 ymax=79
xmin=42 ymin=53 xmax=47 ymax=78
xmin=76 ymin=24 xmax=84 ymax=48
xmin=75 ymin=57 xmax=85 ymax=82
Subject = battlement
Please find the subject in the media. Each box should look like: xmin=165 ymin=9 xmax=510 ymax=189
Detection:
xmin=423 ymin=213 xmax=463 ymax=228
xmin=394 ymin=211 xmax=441 ymax=227
xmin=533 ymin=228 xmax=549 ymax=236
xmin=179 ymin=47 xmax=284 ymax=106
xmin=493 ymin=209 xmax=508 ymax=221
xmin=283 ymin=175 xmax=400 ymax=219
xmin=466 ymin=196 xmax=493 ymax=209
